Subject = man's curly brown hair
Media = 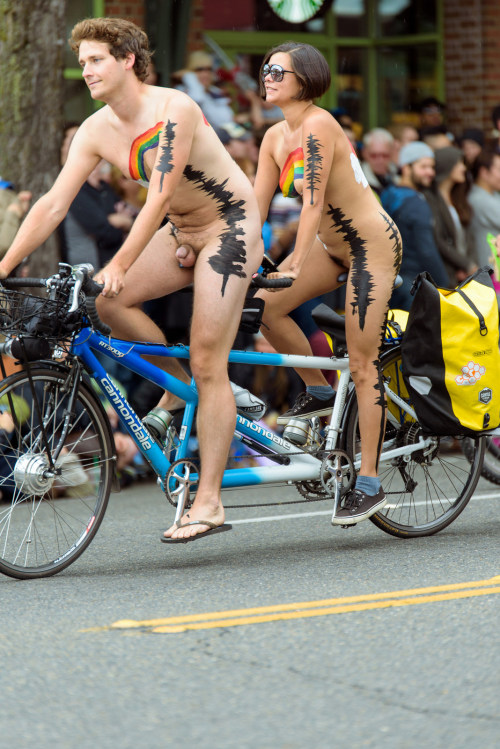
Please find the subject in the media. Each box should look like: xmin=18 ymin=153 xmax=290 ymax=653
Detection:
xmin=70 ymin=18 xmax=151 ymax=82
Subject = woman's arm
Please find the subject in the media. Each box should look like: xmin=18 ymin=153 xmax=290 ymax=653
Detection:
xmin=253 ymin=127 xmax=280 ymax=226
xmin=285 ymin=114 xmax=334 ymax=277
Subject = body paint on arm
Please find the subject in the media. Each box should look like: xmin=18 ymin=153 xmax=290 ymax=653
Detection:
xmin=156 ymin=120 xmax=177 ymax=191
xmin=305 ymin=133 xmax=323 ymax=206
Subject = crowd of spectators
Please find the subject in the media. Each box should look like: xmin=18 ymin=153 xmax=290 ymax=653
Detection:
xmin=3 ymin=50 xmax=500 ymax=485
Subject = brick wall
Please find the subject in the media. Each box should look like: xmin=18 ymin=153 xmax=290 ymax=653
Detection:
xmin=187 ymin=0 xmax=204 ymax=57
xmin=104 ymin=1 xmax=144 ymax=28
xmin=444 ymin=0 xmax=500 ymax=137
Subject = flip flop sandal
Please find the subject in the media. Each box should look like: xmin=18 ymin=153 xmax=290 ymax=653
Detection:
xmin=161 ymin=520 xmax=232 ymax=544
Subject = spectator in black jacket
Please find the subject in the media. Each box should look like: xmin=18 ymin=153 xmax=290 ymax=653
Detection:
xmin=60 ymin=160 xmax=133 ymax=269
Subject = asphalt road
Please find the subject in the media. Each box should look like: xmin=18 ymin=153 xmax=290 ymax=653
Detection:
xmin=0 ymin=476 xmax=499 ymax=749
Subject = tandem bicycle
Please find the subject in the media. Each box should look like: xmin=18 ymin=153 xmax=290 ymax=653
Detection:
xmin=0 ymin=263 xmax=489 ymax=579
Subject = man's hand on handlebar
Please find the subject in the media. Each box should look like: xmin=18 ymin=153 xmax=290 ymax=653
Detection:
xmin=94 ymin=261 xmax=126 ymax=297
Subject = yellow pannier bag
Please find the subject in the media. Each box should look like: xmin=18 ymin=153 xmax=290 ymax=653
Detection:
xmin=401 ymin=267 xmax=500 ymax=435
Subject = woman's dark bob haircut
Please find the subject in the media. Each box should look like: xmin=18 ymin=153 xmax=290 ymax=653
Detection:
xmin=259 ymin=42 xmax=331 ymax=102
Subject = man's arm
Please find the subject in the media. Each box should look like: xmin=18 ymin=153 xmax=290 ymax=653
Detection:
xmin=0 ymin=127 xmax=101 ymax=277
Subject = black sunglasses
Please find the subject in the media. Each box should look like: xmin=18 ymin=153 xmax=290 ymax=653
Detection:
xmin=261 ymin=64 xmax=296 ymax=83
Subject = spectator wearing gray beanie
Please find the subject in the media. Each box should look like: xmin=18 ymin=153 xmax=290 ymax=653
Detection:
xmin=423 ymin=146 xmax=478 ymax=285
xmin=381 ymin=142 xmax=449 ymax=309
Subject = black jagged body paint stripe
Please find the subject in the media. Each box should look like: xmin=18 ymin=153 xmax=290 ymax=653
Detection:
xmin=183 ymin=164 xmax=247 ymax=295
xmin=327 ymin=204 xmax=374 ymax=330
xmin=379 ymin=211 xmax=403 ymax=273
xmin=156 ymin=120 xmax=177 ymax=191
xmin=305 ymin=133 xmax=323 ymax=206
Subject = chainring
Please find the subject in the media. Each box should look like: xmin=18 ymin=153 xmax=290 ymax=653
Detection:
xmin=320 ymin=449 xmax=355 ymax=497
xmin=295 ymin=479 xmax=328 ymax=500
xmin=164 ymin=458 xmax=198 ymax=508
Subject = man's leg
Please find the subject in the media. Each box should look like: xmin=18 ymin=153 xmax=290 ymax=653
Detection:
xmin=163 ymin=235 xmax=262 ymax=540
xmin=97 ymin=224 xmax=194 ymax=410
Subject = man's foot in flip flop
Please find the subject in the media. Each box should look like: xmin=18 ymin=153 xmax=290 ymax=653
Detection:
xmin=162 ymin=507 xmax=228 ymax=543
xmin=175 ymin=244 xmax=196 ymax=268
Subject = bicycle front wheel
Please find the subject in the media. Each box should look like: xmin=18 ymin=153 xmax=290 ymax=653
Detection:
xmin=344 ymin=346 xmax=486 ymax=538
xmin=0 ymin=366 xmax=115 ymax=579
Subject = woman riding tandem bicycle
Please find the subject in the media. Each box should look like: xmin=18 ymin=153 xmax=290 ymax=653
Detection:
xmin=253 ymin=42 xmax=403 ymax=524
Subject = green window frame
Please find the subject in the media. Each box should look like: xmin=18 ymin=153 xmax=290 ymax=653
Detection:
xmin=205 ymin=0 xmax=444 ymax=130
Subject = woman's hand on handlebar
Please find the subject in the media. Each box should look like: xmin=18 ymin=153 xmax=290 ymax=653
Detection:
xmin=257 ymin=269 xmax=297 ymax=292
xmin=94 ymin=261 xmax=125 ymax=297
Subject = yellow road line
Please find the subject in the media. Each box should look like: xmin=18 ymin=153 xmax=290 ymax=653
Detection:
xmin=80 ymin=575 xmax=500 ymax=634
xmin=151 ymin=587 xmax=500 ymax=633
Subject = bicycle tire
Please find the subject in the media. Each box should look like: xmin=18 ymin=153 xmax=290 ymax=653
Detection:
xmin=463 ymin=434 xmax=500 ymax=486
xmin=344 ymin=345 xmax=485 ymax=538
xmin=0 ymin=366 xmax=115 ymax=579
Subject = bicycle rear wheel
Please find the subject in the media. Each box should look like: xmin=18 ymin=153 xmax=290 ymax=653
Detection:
xmin=0 ymin=366 xmax=115 ymax=578
xmin=344 ymin=346 xmax=485 ymax=538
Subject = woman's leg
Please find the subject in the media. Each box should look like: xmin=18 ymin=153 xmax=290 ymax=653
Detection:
xmin=332 ymin=250 xmax=397 ymax=525
xmin=256 ymin=239 xmax=345 ymax=386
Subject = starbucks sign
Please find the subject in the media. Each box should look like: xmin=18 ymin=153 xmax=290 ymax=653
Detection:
xmin=267 ymin=0 xmax=330 ymax=23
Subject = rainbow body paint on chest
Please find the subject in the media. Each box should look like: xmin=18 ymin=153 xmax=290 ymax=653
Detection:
xmin=129 ymin=121 xmax=163 ymax=182
xmin=279 ymin=147 xmax=304 ymax=198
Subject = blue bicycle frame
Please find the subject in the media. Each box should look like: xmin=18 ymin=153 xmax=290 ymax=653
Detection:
xmin=71 ymin=327 xmax=352 ymax=504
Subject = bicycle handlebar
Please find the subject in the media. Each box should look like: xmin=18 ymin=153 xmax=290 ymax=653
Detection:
xmin=0 ymin=263 xmax=111 ymax=337
xmin=251 ymin=273 xmax=293 ymax=289
xmin=80 ymin=273 xmax=111 ymax=336
xmin=1 ymin=277 xmax=47 ymax=288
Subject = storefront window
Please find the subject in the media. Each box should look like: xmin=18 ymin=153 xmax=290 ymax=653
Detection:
xmin=377 ymin=42 xmax=438 ymax=124
xmin=336 ymin=48 xmax=368 ymax=125
xmin=180 ymin=0 xmax=443 ymax=130
xmin=333 ymin=0 xmax=368 ymax=37
xmin=203 ymin=0 xmax=327 ymax=32
xmin=377 ymin=0 xmax=437 ymax=36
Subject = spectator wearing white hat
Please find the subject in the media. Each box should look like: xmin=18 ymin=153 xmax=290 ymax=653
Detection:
xmin=174 ymin=51 xmax=236 ymax=129
xmin=381 ymin=141 xmax=449 ymax=309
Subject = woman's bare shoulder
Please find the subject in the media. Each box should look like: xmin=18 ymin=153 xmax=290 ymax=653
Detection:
xmin=302 ymin=106 xmax=339 ymax=132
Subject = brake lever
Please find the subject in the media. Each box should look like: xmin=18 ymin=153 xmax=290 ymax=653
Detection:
xmin=69 ymin=263 xmax=95 ymax=313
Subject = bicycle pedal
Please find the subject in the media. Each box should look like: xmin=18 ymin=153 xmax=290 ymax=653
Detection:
xmin=341 ymin=523 xmax=356 ymax=529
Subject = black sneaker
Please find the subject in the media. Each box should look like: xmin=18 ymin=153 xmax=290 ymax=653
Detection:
xmin=332 ymin=487 xmax=387 ymax=526
xmin=277 ymin=391 xmax=336 ymax=424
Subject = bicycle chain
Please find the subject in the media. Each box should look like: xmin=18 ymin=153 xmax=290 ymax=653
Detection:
xmin=163 ymin=450 xmax=334 ymax=508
